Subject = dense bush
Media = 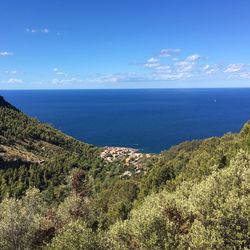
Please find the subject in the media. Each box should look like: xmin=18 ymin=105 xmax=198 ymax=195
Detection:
xmin=0 ymin=188 xmax=44 ymax=250
xmin=107 ymin=150 xmax=250 ymax=249
xmin=48 ymin=220 xmax=101 ymax=250
xmin=1 ymin=97 xmax=250 ymax=249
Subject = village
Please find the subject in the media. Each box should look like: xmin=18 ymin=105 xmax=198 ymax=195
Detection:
xmin=100 ymin=146 xmax=151 ymax=177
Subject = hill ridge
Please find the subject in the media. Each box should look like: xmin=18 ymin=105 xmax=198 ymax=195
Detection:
xmin=0 ymin=96 xmax=20 ymax=111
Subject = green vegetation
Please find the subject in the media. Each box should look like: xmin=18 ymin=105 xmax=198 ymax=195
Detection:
xmin=0 ymin=96 xmax=250 ymax=249
xmin=108 ymin=150 xmax=250 ymax=249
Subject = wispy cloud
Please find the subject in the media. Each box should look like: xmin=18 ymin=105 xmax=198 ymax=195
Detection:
xmin=185 ymin=54 xmax=203 ymax=62
xmin=26 ymin=28 xmax=49 ymax=34
xmin=36 ymin=78 xmax=84 ymax=87
xmin=0 ymin=51 xmax=13 ymax=56
xmin=88 ymin=49 xmax=250 ymax=84
xmin=160 ymin=48 xmax=181 ymax=57
xmin=175 ymin=61 xmax=195 ymax=73
xmin=53 ymin=68 xmax=67 ymax=76
xmin=9 ymin=48 xmax=250 ymax=87
xmin=51 ymin=78 xmax=82 ymax=85
xmin=224 ymin=64 xmax=245 ymax=73
xmin=202 ymin=64 xmax=220 ymax=75
xmin=142 ymin=50 xmax=205 ymax=81
xmin=223 ymin=63 xmax=250 ymax=79
xmin=5 ymin=70 xmax=19 ymax=75
xmin=144 ymin=57 xmax=160 ymax=68
xmin=152 ymin=72 xmax=192 ymax=81
xmin=88 ymin=73 xmax=147 ymax=84
xmin=154 ymin=65 xmax=172 ymax=73
xmin=0 ymin=78 xmax=23 ymax=84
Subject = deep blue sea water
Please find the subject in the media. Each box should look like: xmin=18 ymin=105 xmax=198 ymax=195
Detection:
xmin=1 ymin=88 xmax=250 ymax=153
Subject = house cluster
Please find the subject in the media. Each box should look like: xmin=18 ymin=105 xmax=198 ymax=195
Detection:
xmin=100 ymin=146 xmax=143 ymax=164
xmin=100 ymin=146 xmax=151 ymax=178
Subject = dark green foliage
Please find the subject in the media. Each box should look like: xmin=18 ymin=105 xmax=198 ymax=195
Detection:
xmin=89 ymin=179 xmax=139 ymax=230
xmin=1 ymin=96 xmax=250 ymax=249
xmin=139 ymin=133 xmax=240 ymax=198
xmin=0 ymin=98 xmax=105 ymax=202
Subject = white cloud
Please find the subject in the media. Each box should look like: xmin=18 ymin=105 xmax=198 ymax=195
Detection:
xmin=144 ymin=57 xmax=160 ymax=68
xmin=5 ymin=70 xmax=18 ymax=74
xmin=201 ymin=64 xmax=220 ymax=75
xmin=88 ymin=72 xmax=148 ymax=84
xmin=175 ymin=61 xmax=194 ymax=72
xmin=202 ymin=64 xmax=210 ymax=71
xmin=142 ymin=50 xmax=214 ymax=81
xmin=0 ymin=51 xmax=13 ymax=56
xmin=8 ymin=78 xmax=23 ymax=84
xmin=223 ymin=63 xmax=250 ymax=79
xmin=160 ymin=48 xmax=181 ymax=57
xmin=147 ymin=57 xmax=158 ymax=63
xmin=51 ymin=78 xmax=60 ymax=84
xmin=56 ymin=72 xmax=66 ymax=75
xmin=185 ymin=54 xmax=203 ymax=62
xmin=53 ymin=68 xmax=67 ymax=76
xmin=239 ymin=72 xmax=250 ymax=79
xmin=50 ymin=78 xmax=83 ymax=85
xmin=152 ymin=71 xmax=193 ymax=81
xmin=224 ymin=64 xmax=245 ymax=73
xmin=26 ymin=28 xmax=49 ymax=34
xmin=42 ymin=28 xmax=49 ymax=33
xmin=92 ymin=75 xmax=121 ymax=83
xmin=155 ymin=65 xmax=172 ymax=73
xmin=87 ymin=50 xmax=250 ymax=84
xmin=26 ymin=28 xmax=37 ymax=33
xmin=10 ymin=48 xmax=250 ymax=87
xmin=44 ymin=54 xmax=250 ymax=85
xmin=0 ymin=78 xmax=23 ymax=84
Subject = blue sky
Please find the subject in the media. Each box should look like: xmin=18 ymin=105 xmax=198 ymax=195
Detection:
xmin=1 ymin=0 xmax=250 ymax=89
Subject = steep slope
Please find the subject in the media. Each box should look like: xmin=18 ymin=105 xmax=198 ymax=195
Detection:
xmin=0 ymin=96 xmax=20 ymax=111
xmin=108 ymin=149 xmax=250 ymax=249
xmin=0 ymin=96 xmax=145 ymax=201
xmin=0 ymin=96 xmax=250 ymax=249
xmin=0 ymin=96 xmax=97 ymax=167
xmin=139 ymin=121 xmax=250 ymax=198
xmin=0 ymin=96 xmax=103 ymax=198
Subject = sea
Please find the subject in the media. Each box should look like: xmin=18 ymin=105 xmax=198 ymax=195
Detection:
xmin=1 ymin=88 xmax=250 ymax=153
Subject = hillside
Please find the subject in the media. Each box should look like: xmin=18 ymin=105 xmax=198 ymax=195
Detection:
xmin=0 ymin=96 xmax=249 ymax=249
xmin=0 ymin=96 xmax=97 ymax=166
xmin=0 ymin=96 xmax=147 ymax=209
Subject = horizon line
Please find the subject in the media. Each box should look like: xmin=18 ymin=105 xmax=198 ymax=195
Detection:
xmin=2 ymin=86 xmax=250 ymax=91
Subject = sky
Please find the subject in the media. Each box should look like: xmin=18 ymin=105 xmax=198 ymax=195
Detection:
xmin=1 ymin=0 xmax=250 ymax=89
